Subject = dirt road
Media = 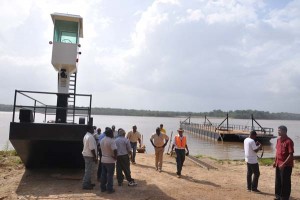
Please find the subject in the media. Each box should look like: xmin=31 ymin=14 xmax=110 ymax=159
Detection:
xmin=0 ymin=153 xmax=299 ymax=200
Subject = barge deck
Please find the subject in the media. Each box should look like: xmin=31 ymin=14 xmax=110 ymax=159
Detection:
xmin=180 ymin=114 xmax=276 ymax=143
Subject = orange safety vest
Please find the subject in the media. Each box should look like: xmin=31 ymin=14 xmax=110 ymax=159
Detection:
xmin=175 ymin=135 xmax=186 ymax=148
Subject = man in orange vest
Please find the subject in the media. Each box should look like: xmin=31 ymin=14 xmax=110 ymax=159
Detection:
xmin=171 ymin=127 xmax=189 ymax=178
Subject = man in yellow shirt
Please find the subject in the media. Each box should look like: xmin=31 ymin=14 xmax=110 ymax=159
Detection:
xmin=160 ymin=124 xmax=166 ymax=134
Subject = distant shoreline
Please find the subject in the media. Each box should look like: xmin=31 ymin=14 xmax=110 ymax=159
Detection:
xmin=1 ymin=104 xmax=300 ymax=120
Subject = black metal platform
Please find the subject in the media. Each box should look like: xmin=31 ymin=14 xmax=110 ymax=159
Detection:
xmin=9 ymin=90 xmax=93 ymax=169
xmin=10 ymin=122 xmax=88 ymax=168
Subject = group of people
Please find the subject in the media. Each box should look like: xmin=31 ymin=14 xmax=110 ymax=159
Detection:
xmin=82 ymin=123 xmax=294 ymax=199
xmin=82 ymin=125 xmax=141 ymax=193
xmin=81 ymin=123 xmax=190 ymax=194
xmin=244 ymin=125 xmax=294 ymax=200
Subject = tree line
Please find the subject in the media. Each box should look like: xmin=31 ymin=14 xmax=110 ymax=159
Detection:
xmin=1 ymin=104 xmax=300 ymax=120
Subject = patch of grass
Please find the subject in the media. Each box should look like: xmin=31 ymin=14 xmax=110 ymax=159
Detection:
xmin=0 ymin=150 xmax=18 ymax=156
xmin=258 ymin=158 xmax=274 ymax=166
xmin=0 ymin=150 xmax=22 ymax=167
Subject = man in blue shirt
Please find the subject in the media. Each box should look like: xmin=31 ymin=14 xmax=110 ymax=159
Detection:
xmin=115 ymin=128 xmax=137 ymax=186
xmin=97 ymin=129 xmax=106 ymax=181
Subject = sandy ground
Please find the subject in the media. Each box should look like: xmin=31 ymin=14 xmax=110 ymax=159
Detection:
xmin=0 ymin=153 xmax=299 ymax=200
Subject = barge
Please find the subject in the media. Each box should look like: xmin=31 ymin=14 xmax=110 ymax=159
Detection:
xmin=9 ymin=13 xmax=92 ymax=168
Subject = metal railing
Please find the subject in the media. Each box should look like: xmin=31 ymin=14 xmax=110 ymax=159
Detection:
xmin=180 ymin=114 xmax=274 ymax=135
xmin=12 ymin=90 xmax=92 ymax=124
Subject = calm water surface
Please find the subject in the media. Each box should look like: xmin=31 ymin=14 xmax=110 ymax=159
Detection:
xmin=1 ymin=112 xmax=299 ymax=160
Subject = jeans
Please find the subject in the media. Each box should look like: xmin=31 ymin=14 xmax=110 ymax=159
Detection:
xmin=100 ymin=163 xmax=115 ymax=192
xmin=82 ymin=156 xmax=94 ymax=188
xmin=97 ymin=160 xmax=102 ymax=180
xmin=116 ymin=155 xmax=133 ymax=184
xmin=175 ymin=149 xmax=186 ymax=175
xmin=246 ymin=163 xmax=260 ymax=190
xmin=130 ymin=142 xmax=137 ymax=162
xmin=275 ymin=166 xmax=292 ymax=200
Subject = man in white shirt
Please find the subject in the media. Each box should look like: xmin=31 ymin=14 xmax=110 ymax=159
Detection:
xmin=82 ymin=126 xmax=97 ymax=190
xmin=112 ymin=125 xmax=118 ymax=138
xmin=100 ymin=127 xmax=117 ymax=194
xmin=244 ymin=130 xmax=262 ymax=193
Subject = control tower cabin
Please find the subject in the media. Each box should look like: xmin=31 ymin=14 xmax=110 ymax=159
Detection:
xmin=50 ymin=13 xmax=83 ymax=123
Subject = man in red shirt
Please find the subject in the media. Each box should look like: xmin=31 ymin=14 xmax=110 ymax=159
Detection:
xmin=273 ymin=125 xmax=294 ymax=200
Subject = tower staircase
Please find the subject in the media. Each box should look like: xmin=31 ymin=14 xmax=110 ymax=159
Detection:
xmin=67 ymin=72 xmax=77 ymax=123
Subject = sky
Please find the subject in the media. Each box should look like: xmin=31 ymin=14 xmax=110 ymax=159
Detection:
xmin=0 ymin=0 xmax=300 ymax=113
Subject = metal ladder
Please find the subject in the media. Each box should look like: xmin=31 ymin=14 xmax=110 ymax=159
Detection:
xmin=67 ymin=72 xmax=77 ymax=123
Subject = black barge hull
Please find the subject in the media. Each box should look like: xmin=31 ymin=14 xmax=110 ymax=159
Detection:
xmin=9 ymin=122 xmax=87 ymax=168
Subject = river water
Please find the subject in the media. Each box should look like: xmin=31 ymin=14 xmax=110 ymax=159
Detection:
xmin=1 ymin=112 xmax=299 ymax=160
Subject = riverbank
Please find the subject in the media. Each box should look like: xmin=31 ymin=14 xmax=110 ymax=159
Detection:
xmin=0 ymin=151 xmax=299 ymax=200
xmin=2 ymin=104 xmax=300 ymax=120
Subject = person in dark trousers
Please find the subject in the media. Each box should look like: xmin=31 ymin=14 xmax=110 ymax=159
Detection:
xmin=115 ymin=128 xmax=137 ymax=186
xmin=82 ymin=126 xmax=97 ymax=190
xmin=273 ymin=125 xmax=294 ymax=200
xmin=171 ymin=128 xmax=189 ymax=178
xmin=97 ymin=129 xmax=106 ymax=181
xmin=244 ymin=130 xmax=262 ymax=192
xmin=126 ymin=125 xmax=141 ymax=164
xmin=100 ymin=127 xmax=117 ymax=194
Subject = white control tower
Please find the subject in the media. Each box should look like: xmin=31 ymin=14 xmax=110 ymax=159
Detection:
xmin=50 ymin=13 xmax=83 ymax=123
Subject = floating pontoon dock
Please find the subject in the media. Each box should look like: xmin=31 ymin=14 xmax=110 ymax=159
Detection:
xmin=180 ymin=114 xmax=276 ymax=143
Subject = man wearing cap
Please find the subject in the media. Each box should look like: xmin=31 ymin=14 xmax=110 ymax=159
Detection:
xmin=126 ymin=125 xmax=141 ymax=164
xmin=171 ymin=128 xmax=189 ymax=178
xmin=150 ymin=127 xmax=169 ymax=172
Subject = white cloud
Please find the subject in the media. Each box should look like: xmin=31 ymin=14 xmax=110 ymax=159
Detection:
xmin=0 ymin=0 xmax=33 ymax=32
xmin=264 ymin=0 xmax=300 ymax=31
xmin=177 ymin=9 xmax=204 ymax=23
xmin=266 ymin=59 xmax=300 ymax=94
xmin=1 ymin=0 xmax=300 ymax=113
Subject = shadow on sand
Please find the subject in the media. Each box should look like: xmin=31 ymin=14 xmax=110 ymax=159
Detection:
xmin=136 ymin=162 xmax=221 ymax=188
xmin=16 ymin=168 xmax=177 ymax=200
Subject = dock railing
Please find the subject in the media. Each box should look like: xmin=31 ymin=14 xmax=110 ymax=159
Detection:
xmin=180 ymin=114 xmax=274 ymax=142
